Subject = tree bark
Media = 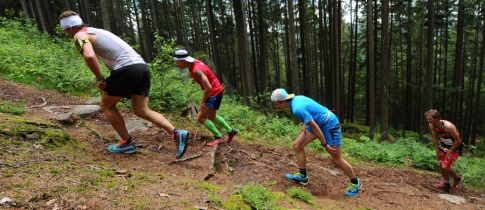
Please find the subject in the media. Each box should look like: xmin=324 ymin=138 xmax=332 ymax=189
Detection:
xmin=288 ymin=0 xmax=300 ymax=94
xmin=206 ymin=0 xmax=223 ymax=83
xmin=100 ymin=0 xmax=111 ymax=31
xmin=367 ymin=0 xmax=376 ymax=140
xmin=233 ymin=0 xmax=254 ymax=106
xmin=380 ymin=0 xmax=390 ymax=142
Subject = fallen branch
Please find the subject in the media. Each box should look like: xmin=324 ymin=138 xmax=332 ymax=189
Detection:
xmin=210 ymin=144 xmax=219 ymax=171
xmin=0 ymin=148 xmax=18 ymax=155
xmin=79 ymin=121 xmax=104 ymax=142
xmin=240 ymin=150 xmax=257 ymax=160
xmin=30 ymin=97 xmax=47 ymax=108
xmin=168 ymin=154 xmax=203 ymax=164
xmin=0 ymin=161 xmax=29 ymax=168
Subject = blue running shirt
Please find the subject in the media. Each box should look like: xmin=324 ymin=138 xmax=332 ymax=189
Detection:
xmin=289 ymin=96 xmax=339 ymax=130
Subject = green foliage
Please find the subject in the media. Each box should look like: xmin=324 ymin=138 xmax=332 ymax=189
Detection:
xmin=453 ymin=157 xmax=485 ymax=189
xmin=148 ymin=37 xmax=201 ymax=112
xmin=343 ymin=136 xmax=436 ymax=169
xmin=237 ymin=182 xmax=277 ymax=210
xmin=0 ymin=17 xmax=99 ymax=95
xmin=0 ymin=100 xmax=25 ymax=115
xmin=287 ymin=187 xmax=313 ymax=203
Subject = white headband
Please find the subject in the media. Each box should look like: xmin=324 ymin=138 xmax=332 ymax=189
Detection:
xmin=60 ymin=15 xmax=83 ymax=30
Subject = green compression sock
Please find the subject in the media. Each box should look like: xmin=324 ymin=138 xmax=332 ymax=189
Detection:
xmin=214 ymin=115 xmax=232 ymax=132
xmin=203 ymin=120 xmax=222 ymax=137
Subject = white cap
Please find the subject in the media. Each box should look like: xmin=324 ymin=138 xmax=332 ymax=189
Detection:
xmin=271 ymin=88 xmax=295 ymax=102
xmin=172 ymin=49 xmax=195 ymax=62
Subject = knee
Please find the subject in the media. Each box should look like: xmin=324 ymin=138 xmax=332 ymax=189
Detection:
xmin=292 ymin=142 xmax=304 ymax=152
xmin=99 ymin=101 xmax=114 ymax=111
xmin=197 ymin=116 xmax=206 ymax=124
xmin=440 ymin=164 xmax=449 ymax=170
xmin=133 ymin=109 xmax=149 ymax=118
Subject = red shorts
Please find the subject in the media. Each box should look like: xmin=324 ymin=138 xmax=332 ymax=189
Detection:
xmin=438 ymin=150 xmax=459 ymax=167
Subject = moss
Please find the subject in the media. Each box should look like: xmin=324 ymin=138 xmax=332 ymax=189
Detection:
xmin=221 ymin=194 xmax=251 ymax=210
xmin=0 ymin=112 xmax=71 ymax=148
xmin=341 ymin=123 xmax=369 ymax=134
xmin=195 ymin=181 xmax=222 ymax=192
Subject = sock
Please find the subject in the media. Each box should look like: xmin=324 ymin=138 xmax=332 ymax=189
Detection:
xmin=122 ymin=136 xmax=132 ymax=145
xmin=172 ymin=128 xmax=179 ymax=140
xmin=444 ymin=181 xmax=451 ymax=185
xmin=351 ymin=177 xmax=359 ymax=184
xmin=454 ymin=177 xmax=461 ymax=181
xmin=213 ymin=115 xmax=232 ymax=132
xmin=299 ymin=168 xmax=307 ymax=177
xmin=203 ymin=120 xmax=222 ymax=138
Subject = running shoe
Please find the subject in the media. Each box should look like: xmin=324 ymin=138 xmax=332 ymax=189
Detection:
xmin=206 ymin=136 xmax=225 ymax=147
xmin=175 ymin=130 xmax=189 ymax=159
xmin=451 ymin=177 xmax=463 ymax=192
xmin=434 ymin=182 xmax=451 ymax=190
xmin=285 ymin=173 xmax=308 ymax=186
xmin=344 ymin=178 xmax=362 ymax=197
xmin=226 ymin=128 xmax=238 ymax=143
xmin=107 ymin=141 xmax=136 ymax=154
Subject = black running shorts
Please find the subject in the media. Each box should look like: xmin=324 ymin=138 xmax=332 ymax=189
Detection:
xmin=104 ymin=63 xmax=150 ymax=99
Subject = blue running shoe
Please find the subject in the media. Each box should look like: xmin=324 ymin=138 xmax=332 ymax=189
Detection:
xmin=286 ymin=173 xmax=308 ymax=186
xmin=175 ymin=130 xmax=189 ymax=159
xmin=107 ymin=141 xmax=136 ymax=154
xmin=344 ymin=178 xmax=362 ymax=197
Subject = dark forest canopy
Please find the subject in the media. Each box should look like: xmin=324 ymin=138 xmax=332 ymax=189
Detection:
xmin=1 ymin=0 xmax=485 ymax=146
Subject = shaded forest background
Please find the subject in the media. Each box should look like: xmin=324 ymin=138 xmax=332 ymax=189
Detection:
xmin=1 ymin=0 xmax=484 ymax=150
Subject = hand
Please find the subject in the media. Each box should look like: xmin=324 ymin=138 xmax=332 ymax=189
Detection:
xmin=96 ymin=80 xmax=106 ymax=90
xmin=324 ymin=144 xmax=338 ymax=155
xmin=445 ymin=151 xmax=453 ymax=161
xmin=200 ymin=103 xmax=208 ymax=111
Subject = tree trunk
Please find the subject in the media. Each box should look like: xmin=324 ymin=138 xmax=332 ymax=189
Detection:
xmin=100 ymin=0 xmax=111 ymax=31
xmin=34 ymin=0 xmax=49 ymax=33
xmin=139 ymin=0 xmax=153 ymax=61
xmin=132 ymin=0 xmax=145 ymax=59
xmin=451 ymin=0 xmax=465 ymax=124
xmin=471 ymin=8 xmax=485 ymax=149
xmin=288 ymin=0 xmax=300 ymax=94
xmin=162 ymin=0 xmax=173 ymax=39
xmin=380 ymin=0 xmax=390 ymax=142
xmin=424 ymin=0 xmax=434 ymax=112
xmin=257 ymin=0 xmax=268 ymax=95
xmin=298 ymin=0 xmax=310 ymax=97
xmin=367 ymin=0 xmax=375 ymax=140
xmin=233 ymin=0 xmax=254 ymax=106
xmin=20 ymin=0 xmax=31 ymax=19
xmin=206 ymin=0 xmax=223 ymax=83
xmin=151 ymin=0 xmax=162 ymax=37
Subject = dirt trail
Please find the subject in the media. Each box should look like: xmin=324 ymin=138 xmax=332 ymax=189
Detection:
xmin=1 ymin=78 xmax=484 ymax=209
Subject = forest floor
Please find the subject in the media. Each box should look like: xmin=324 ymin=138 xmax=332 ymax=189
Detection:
xmin=1 ymin=78 xmax=485 ymax=210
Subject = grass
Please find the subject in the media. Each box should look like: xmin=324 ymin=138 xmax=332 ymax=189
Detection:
xmin=0 ymin=100 xmax=26 ymax=115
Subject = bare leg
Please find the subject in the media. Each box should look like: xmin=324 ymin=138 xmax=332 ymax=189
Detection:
xmin=100 ymin=92 xmax=130 ymax=140
xmin=326 ymin=145 xmax=356 ymax=179
xmin=130 ymin=95 xmax=175 ymax=134
xmin=292 ymin=130 xmax=317 ymax=169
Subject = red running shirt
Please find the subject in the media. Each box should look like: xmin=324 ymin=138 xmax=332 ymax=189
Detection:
xmin=189 ymin=60 xmax=223 ymax=97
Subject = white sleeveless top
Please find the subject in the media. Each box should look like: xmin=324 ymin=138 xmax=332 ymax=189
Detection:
xmin=86 ymin=27 xmax=145 ymax=71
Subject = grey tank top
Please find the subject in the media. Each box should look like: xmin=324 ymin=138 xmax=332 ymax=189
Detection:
xmin=86 ymin=27 xmax=145 ymax=71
